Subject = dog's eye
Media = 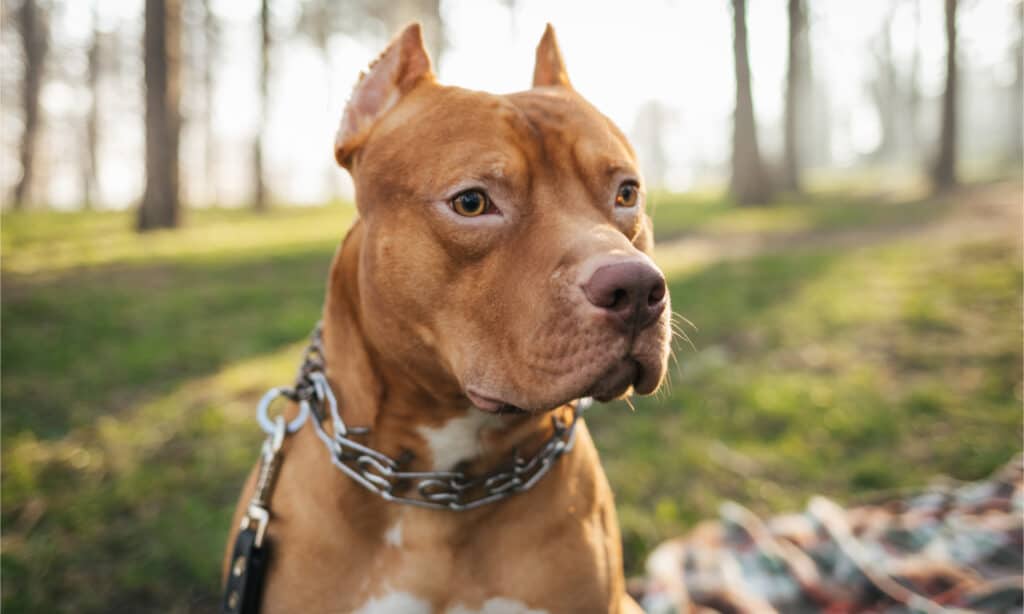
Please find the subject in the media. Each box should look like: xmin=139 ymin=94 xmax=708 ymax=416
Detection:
xmin=615 ymin=182 xmax=640 ymax=208
xmin=451 ymin=189 xmax=490 ymax=217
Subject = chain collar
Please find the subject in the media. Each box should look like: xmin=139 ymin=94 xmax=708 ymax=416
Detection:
xmin=256 ymin=323 xmax=589 ymax=511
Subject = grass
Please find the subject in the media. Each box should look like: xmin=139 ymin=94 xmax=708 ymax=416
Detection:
xmin=3 ymin=183 xmax=1021 ymax=611
xmin=647 ymin=182 xmax=946 ymax=242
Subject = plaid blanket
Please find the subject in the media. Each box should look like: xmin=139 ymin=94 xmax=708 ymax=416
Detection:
xmin=639 ymin=455 xmax=1023 ymax=613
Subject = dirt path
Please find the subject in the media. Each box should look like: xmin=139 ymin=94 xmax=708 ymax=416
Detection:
xmin=655 ymin=181 xmax=1022 ymax=270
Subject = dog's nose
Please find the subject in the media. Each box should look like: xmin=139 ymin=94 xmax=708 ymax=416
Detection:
xmin=583 ymin=260 xmax=667 ymax=330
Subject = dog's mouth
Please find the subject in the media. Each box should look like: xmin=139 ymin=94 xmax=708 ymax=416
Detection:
xmin=466 ymin=358 xmax=644 ymax=415
xmin=465 ymin=389 xmax=533 ymax=415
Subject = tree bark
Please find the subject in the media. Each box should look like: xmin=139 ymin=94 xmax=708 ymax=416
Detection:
xmin=13 ymin=0 xmax=48 ymax=210
xmin=253 ymin=0 xmax=270 ymax=212
xmin=782 ymin=0 xmax=804 ymax=192
xmin=932 ymin=0 xmax=958 ymax=190
xmin=138 ymin=0 xmax=182 ymax=231
xmin=730 ymin=0 xmax=773 ymax=205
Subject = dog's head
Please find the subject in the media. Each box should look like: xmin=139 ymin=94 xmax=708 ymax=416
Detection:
xmin=334 ymin=24 xmax=671 ymax=413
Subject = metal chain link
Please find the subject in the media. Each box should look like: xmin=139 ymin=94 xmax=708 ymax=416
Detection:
xmin=256 ymin=322 xmax=588 ymax=511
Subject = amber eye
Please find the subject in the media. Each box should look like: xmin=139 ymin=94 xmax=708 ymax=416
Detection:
xmin=615 ymin=182 xmax=640 ymax=208
xmin=451 ymin=189 xmax=490 ymax=217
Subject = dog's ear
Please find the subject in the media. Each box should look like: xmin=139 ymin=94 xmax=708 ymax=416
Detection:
xmin=335 ymin=23 xmax=434 ymax=168
xmin=532 ymin=24 xmax=571 ymax=88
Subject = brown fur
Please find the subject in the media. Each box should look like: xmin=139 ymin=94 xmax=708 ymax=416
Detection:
xmin=225 ymin=23 xmax=668 ymax=613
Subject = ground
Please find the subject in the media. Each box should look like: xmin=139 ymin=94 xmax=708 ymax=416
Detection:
xmin=2 ymin=179 xmax=1021 ymax=612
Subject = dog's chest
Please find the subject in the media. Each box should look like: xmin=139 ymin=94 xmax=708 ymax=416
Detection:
xmin=257 ymin=422 xmax=617 ymax=614
xmin=351 ymin=592 xmax=549 ymax=614
xmin=345 ymin=517 xmax=553 ymax=614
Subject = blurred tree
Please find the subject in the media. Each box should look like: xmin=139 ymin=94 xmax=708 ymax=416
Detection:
xmin=294 ymin=0 xmax=344 ymax=201
xmin=291 ymin=0 xmax=446 ymax=200
xmin=798 ymin=6 xmax=830 ymax=171
xmin=138 ymin=0 xmax=182 ymax=230
xmin=867 ymin=1 xmax=927 ymax=165
xmin=202 ymin=0 xmax=220 ymax=204
xmin=12 ymin=0 xmax=48 ymax=210
xmin=253 ymin=0 xmax=270 ymax=212
xmin=782 ymin=0 xmax=805 ymax=192
xmin=83 ymin=2 xmax=103 ymax=209
xmin=295 ymin=0 xmax=446 ymax=69
xmin=907 ymin=0 xmax=923 ymax=154
xmin=1011 ymin=0 xmax=1023 ymax=163
xmin=371 ymin=0 xmax=444 ymax=65
xmin=730 ymin=0 xmax=773 ymax=205
xmin=932 ymin=0 xmax=958 ymax=190
xmin=868 ymin=7 xmax=899 ymax=161
xmin=632 ymin=101 xmax=670 ymax=190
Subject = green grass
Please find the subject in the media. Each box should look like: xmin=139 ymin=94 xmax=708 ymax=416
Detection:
xmin=647 ymin=182 xmax=947 ymax=242
xmin=3 ymin=184 xmax=1021 ymax=611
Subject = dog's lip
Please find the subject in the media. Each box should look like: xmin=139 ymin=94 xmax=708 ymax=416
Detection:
xmin=587 ymin=359 xmax=641 ymax=402
xmin=467 ymin=355 xmax=650 ymax=413
xmin=465 ymin=388 xmax=530 ymax=415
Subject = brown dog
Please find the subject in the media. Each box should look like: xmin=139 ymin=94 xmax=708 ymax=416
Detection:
xmin=225 ymin=23 xmax=671 ymax=613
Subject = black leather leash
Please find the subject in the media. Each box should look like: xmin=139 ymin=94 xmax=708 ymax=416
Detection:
xmin=222 ymin=524 xmax=270 ymax=614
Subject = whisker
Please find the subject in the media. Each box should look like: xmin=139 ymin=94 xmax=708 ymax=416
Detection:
xmin=669 ymin=319 xmax=696 ymax=348
xmin=659 ymin=372 xmax=674 ymax=398
xmin=669 ymin=347 xmax=681 ymax=372
xmin=671 ymin=311 xmax=698 ymax=331
xmin=672 ymin=328 xmax=696 ymax=353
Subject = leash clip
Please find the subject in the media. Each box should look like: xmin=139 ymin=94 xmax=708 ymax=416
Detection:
xmin=240 ymin=415 xmax=286 ymax=548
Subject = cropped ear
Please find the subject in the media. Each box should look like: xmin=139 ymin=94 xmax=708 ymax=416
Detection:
xmin=335 ymin=23 xmax=434 ymax=168
xmin=532 ymin=24 xmax=571 ymax=88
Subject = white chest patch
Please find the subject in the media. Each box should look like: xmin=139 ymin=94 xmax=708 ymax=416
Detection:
xmin=384 ymin=521 xmax=402 ymax=547
xmin=446 ymin=597 xmax=549 ymax=614
xmin=417 ymin=410 xmax=502 ymax=471
xmin=353 ymin=591 xmax=431 ymax=614
xmin=354 ymin=593 xmax=546 ymax=614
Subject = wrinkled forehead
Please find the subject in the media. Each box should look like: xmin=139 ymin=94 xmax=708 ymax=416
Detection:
xmin=504 ymin=87 xmax=637 ymax=175
xmin=357 ymin=85 xmax=637 ymax=197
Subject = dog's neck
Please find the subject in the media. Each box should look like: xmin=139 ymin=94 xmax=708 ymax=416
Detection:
xmin=319 ymin=220 xmax=572 ymax=476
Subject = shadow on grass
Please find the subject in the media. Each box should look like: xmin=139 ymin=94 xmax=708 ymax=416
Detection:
xmin=2 ymin=242 xmax=337 ymax=440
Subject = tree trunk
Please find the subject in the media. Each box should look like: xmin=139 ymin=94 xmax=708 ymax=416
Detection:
xmin=13 ymin=0 xmax=48 ymax=210
xmin=908 ymin=0 xmax=922 ymax=154
xmin=84 ymin=5 xmax=102 ymax=210
xmin=932 ymin=0 xmax=958 ymax=190
xmin=730 ymin=0 xmax=772 ymax=205
xmin=782 ymin=0 xmax=804 ymax=192
xmin=253 ymin=0 xmax=270 ymax=212
xmin=870 ymin=8 xmax=898 ymax=161
xmin=138 ymin=0 xmax=182 ymax=231
xmin=203 ymin=0 xmax=219 ymax=205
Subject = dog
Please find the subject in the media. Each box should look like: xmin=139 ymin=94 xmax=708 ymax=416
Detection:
xmin=225 ymin=23 xmax=671 ymax=613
